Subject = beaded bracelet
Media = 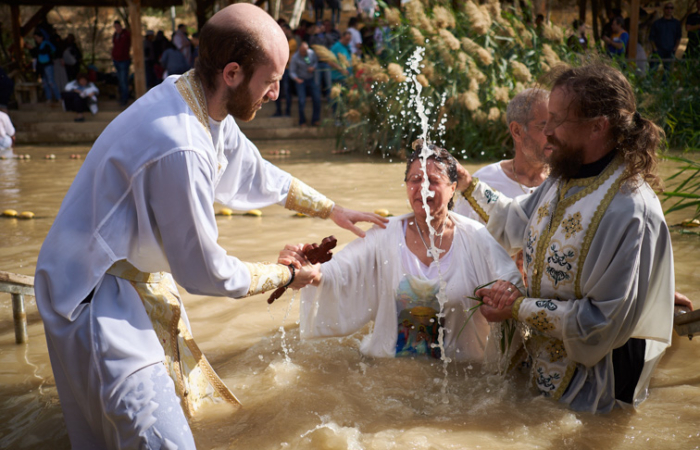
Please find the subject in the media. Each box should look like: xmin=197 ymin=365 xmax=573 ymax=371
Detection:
xmin=284 ymin=264 xmax=295 ymax=288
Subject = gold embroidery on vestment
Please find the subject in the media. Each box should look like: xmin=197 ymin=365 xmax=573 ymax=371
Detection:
xmin=462 ymin=177 xmax=489 ymax=222
xmin=574 ymin=169 xmax=627 ymax=298
xmin=531 ymin=155 xmax=623 ymax=298
xmin=537 ymin=203 xmax=550 ymax=225
xmin=527 ymin=310 xmax=556 ymax=333
xmin=562 ymin=212 xmax=583 ymax=239
xmin=243 ymin=261 xmax=291 ymax=296
xmin=175 ymin=69 xmax=211 ymax=136
xmin=106 ymin=262 xmax=241 ymax=419
xmin=284 ymin=178 xmax=334 ymax=219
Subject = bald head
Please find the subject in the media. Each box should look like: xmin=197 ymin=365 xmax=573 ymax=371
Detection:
xmin=196 ymin=4 xmax=288 ymax=92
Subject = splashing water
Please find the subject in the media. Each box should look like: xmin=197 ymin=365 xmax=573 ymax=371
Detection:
xmin=278 ymin=291 xmax=298 ymax=364
xmin=406 ymin=47 xmax=452 ymax=401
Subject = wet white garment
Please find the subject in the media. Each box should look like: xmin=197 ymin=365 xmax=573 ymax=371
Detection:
xmin=465 ymin=164 xmax=674 ymax=413
xmin=0 ymin=111 xmax=15 ymax=140
xmin=35 ymin=75 xmax=293 ymax=324
xmin=454 ymin=161 xmax=535 ymax=222
xmin=300 ymin=213 xmax=522 ymax=362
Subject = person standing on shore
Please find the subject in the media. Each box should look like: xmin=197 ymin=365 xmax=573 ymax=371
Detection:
xmin=111 ymin=20 xmax=131 ymax=106
xmin=35 ymin=4 xmax=386 ymax=448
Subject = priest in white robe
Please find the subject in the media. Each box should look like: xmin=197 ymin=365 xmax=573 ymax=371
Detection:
xmin=460 ymin=64 xmax=674 ymax=413
xmin=294 ymin=143 xmax=523 ymax=363
xmin=34 ymin=5 xmax=385 ymax=449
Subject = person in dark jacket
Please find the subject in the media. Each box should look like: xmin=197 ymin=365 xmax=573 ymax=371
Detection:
xmin=30 ymin=29 xmax=61 ymax=102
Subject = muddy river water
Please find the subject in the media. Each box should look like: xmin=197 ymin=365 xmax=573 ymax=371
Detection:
xmin=1 ymin=140 xmax=699 ymax=449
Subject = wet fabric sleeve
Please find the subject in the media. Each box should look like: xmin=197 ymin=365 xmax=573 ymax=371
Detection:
xmin=144 ymin=150 xmax=288 ymax=298
xmin=462 ymin=178 xmax=550 ymax=255
xmin=214 ymin=123 xmax=294 ymax=210
xmin=300 ymin=226 xmax=383 ymax=339
xmin=512 ymin=199 xmax=674 ymax=368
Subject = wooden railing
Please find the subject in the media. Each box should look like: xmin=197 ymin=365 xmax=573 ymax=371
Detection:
xmin=0 ymin=271 xmax=33 ymax=344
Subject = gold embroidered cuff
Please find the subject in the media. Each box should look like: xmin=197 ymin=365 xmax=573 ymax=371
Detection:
xmin=512 ymin=296 xmax=525 ymax=320
xmin=462 ymin=177 xmax=489 ymax=223
xmin=243 ymin=262 xmax=291 ymax=297
xmin=285 ymin=178 xmax=335 ymax=219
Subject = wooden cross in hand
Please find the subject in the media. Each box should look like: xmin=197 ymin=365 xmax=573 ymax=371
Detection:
xmin=267 ymin=236 xmax=337 ymax=304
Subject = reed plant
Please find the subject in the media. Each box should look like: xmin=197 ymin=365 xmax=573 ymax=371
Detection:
xmin=332 ymin=1 xmax=699 ymax=163
xmin=330 ymin=0 xmax=575 ymax=160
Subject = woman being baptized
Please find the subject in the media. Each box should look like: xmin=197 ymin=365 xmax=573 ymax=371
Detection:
xmin=282 ymin=142 xmax=523 ymax=362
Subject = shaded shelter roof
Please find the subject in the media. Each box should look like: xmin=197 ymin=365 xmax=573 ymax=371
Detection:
xmin=1 ymin=0 xmax=182 ymax=6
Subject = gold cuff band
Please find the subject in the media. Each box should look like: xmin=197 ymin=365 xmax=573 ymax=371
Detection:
xmin=285 ymin=178 xmax=335 ymax=219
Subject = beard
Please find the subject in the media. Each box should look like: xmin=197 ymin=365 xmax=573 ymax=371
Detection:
xmin=546 ymin=135 xmax=586 ymax=180
xmin=224 ymin=76 xmax=264 ymax=122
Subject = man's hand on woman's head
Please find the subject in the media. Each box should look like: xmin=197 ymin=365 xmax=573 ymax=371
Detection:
xmin=454 ymin=161 xmax=473 ymax=192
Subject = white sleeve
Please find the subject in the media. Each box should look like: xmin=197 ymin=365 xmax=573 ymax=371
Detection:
xmin=215 ymin=121 xmax=293 ymax=209
xmin=300 ymin=228 xmax=382 ymax=339
xmin=144 ymin=150 xmax=253 ymax=298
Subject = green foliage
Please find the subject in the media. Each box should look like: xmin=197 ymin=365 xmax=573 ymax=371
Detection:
xmin=331 ymin=0 xmax=577 ymax=160
xmin=623 ymin=59 xmax=700 ymax=150
xmin=662 ymin=153 xmax=700 ymax=220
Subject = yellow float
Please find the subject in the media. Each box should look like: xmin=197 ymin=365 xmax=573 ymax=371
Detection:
xmin=18 ymin=211 xmax=35 ymax=220
xmin=244 ymin=209 xmax=262 ymax=217
xmin=293 ymin=212 xmax=308 ymax=218
xmin=374 ymin=208 xmax=392 ymax=217
xmin=218 ymin=208 xmax=234 ymax=216
xmin=2 ymin=209 xmax=18 ymax=217
xmin=681 ymin=218 xmax=700 ymax=228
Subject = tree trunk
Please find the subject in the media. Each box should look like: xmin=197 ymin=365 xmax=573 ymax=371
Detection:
xmin=128 ymin=0 xmax=146 ymax=99
xmin=578 ymin=0 xmax=587 ymax=23
xmin=591 ymin=0 xmax=600 ymax=43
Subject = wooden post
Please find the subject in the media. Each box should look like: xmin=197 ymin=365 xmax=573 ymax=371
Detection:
xmin=20 ymin=6 xmax=54 ymax=37
xmin=128 ymin=0 xmax=147 ymax=99
xmin=628 ymin=0 xmax=640 ymax=60
xmin=290 ymin=0 xmax=305 ymax=30
xmin=0 ymin=271 xmax=34 ymax=345
xmin=10 ymin=5 xmax=23 ymax=70
xmin=12 ymin=293 xmax=27 ymax=344
xmin=272 ymin=0 xmax=281 ymax=20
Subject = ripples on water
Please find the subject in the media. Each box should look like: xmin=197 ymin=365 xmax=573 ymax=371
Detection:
xmin=1 ymin=143 xmax=699 ymax=449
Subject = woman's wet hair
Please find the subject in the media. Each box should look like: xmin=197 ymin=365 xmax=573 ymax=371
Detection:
xmin=404 ymin=139 xmax=458 ymax=209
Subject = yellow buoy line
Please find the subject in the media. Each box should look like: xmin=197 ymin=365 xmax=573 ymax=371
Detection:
xmin=2 ymin=209 xmax=35 ymax=219
xmin=215 ymin=208 xmax=262 ymax=217
xmin=214 ymin=208 xmax=393 ymax=219
xmin=0 ymin=154 xmax=83 ymax=160
xmin=374 ymin=208 xmax=393 ymax=217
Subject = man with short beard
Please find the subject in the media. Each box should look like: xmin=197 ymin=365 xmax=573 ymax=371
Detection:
xmin=457 ymin=63 xmax=674 ymax=413
xmin=34 ymin=4 xmax=387 ymax=448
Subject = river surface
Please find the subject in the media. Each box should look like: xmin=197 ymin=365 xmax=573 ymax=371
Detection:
xmin=1 ymin=140 xmax=699 ymax=449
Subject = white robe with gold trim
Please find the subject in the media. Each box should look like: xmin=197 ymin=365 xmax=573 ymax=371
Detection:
xmin=462 ymin=157 xmax=674 ymax=413
xmin=34 ymin=71 xmax=333 ymax=441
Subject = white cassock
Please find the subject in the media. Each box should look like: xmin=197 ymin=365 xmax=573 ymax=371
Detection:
xmin=34 ymin=70 xmax=335 ymax=446
xmin=462 ymin=154 xmax=674 ymax=413
xmin=301 ymin=212 xmax=523 ymax=362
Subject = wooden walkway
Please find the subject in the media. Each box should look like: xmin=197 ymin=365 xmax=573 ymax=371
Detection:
xmin=0 ymin=271 xmax=33 ymax=344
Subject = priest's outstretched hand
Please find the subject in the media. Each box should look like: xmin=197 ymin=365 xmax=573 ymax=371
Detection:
xmin=278 ymin=244 xmax=323 ymax=288
xmin=330 ymin=205 xmax=388 ymax=238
